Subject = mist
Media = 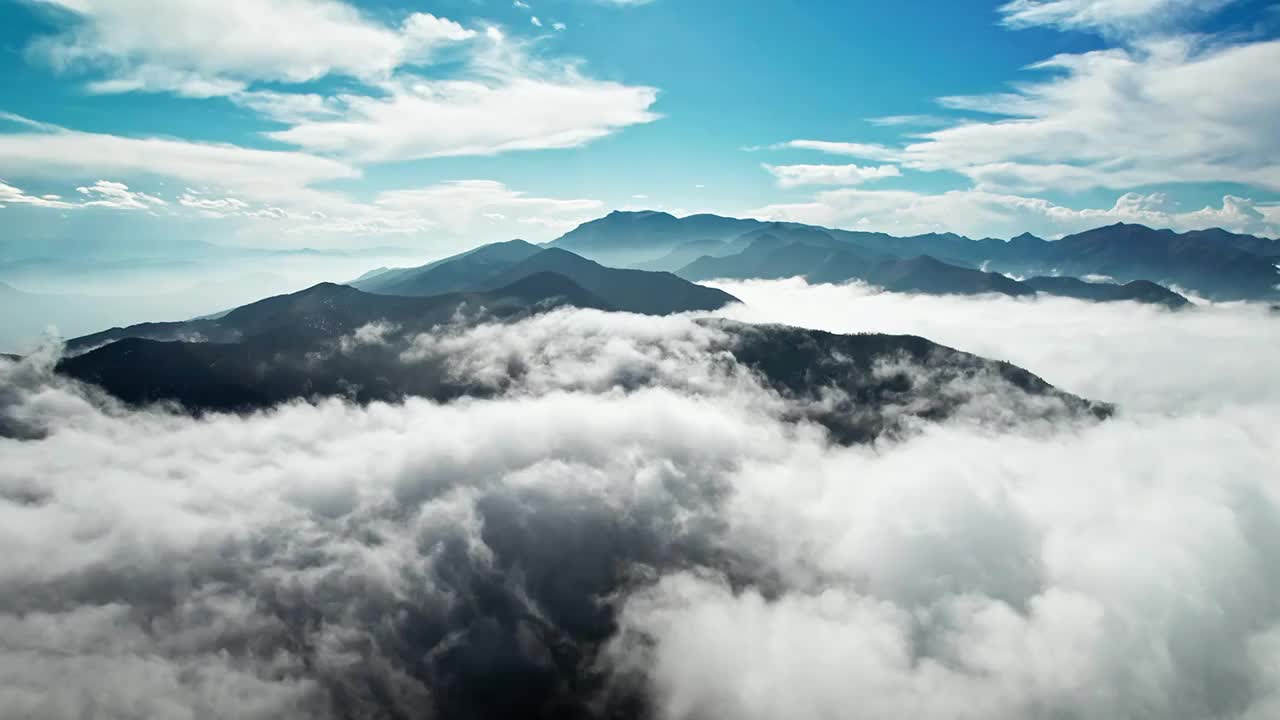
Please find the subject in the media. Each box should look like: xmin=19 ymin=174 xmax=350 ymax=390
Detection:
xmin=0 ymin=249 xmax=435 ymax=353
xmin=2 ymin=282 xmax=1279 ymax=718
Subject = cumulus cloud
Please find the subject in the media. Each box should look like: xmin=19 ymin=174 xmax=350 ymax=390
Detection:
xmin=1 ymin=286 xmax=1278 ymax=718
xmin=27 ymin=0 xmax=475 ymax=95
xmin=764 ymin=163 xmax=901 ymax=188
xmin=19 ymin=1 xmax=659 ymax=166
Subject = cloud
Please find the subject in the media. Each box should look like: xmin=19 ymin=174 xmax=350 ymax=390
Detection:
xmin=607 ymin=280 xmax=1280 ymax=720
xmin=553 ymin=22 xmax=567 ymax=31
xmin=867 ymin=114 xmax=951 ymax=127
xmin=531 ymin=16 xmax=543 ymax=27
xmin=261 ymin=56 xmax=660 ymax=162
xmin=789 ymin=37 xmax=1280 ymax=196
xmin=998 ymin=0 xmax=1238 ymax=35
xmin=0 ymin=119 xmax=608 ymax=245
xmin=775 ymin=140 xmax=902 ymax=162
xmin=75 ymin=180 xmax=166 ymax=210
xmin=27 ymin=0 xmax=475 ymax=96
xmin=2 ymin=287 xmax=1278 ymax=718
xmin=3 ymin=178 xmax=167 ymax=213
xmin=0 ymin=122 xmax=358 ymax=211
xmin=363 ymin=179 xmax=604 ymax=239
xmin=0 ymin=181 xmax=73 ymax=209
xmin=748 ymin=188 xmax=1280 ymax=239
xmin=763 ymin=163 xmax=901 ymax=188
xmin=20 ymin=3 xmax=658 ymax=164
xmin=177 ymin=190 xmax=251 ymax=217
xmin=709 ymin=278 xmax=1280 ymax=411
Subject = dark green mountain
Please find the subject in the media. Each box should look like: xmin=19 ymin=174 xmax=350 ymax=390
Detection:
xmin=58 ymin=315 xmax=1109 ymax=445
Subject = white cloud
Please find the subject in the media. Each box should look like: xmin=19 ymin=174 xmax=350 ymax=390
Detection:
xmin=867 ymin=114 xmax=951 ymax=127
xmin=0 ymin=123 xmax=358 ymax=211
xmin=2 ymin=290 xmax=1279 ymax=717
xmin=553 ymin=22 xmax=567 ymax=31
xmin=28 ymin=1 xmax=475 ymax=96
xmin=777 ymin=140 xmax=902 ymax=162
xmin=790 ymin=38 xmax=1280 ymax=196
xmin=0 ymin=181 xmax=73 ymax=209
xmin=177 ymin=191 xmax=250 ymax=217
xmin=773 ymin=36 xmax=1280 ymax=206
xmin=0 ymin=120 xmax=607 ymax=243
xmin=262 ymin=61 xmax=659 ymax=162
xmin=748 ymin=188 xmax=1280 ymax=239
xmin=366 ymin=179 xmax=603 ymax=239
xmin=602 ymin=281 xmax=1280 ymax=720
xmin=998 ymin=0 xmax=1238 ymax=35
xmin=921 ymin=38 xmax=1280 ymax=192
xmin=764 ymin=163 xmax=901 ymax=188
xmin=75 ymin=180 xmax=166 ymax=210
xmin=22 ymin=2 xmax=659 ymax=164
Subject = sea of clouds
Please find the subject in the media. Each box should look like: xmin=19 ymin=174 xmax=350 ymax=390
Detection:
xmin=1 ymin=280 xmax=1278 ymax=719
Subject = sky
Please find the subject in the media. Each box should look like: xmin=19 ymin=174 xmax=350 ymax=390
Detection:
xmin=1 ymin=0 xmax=1280 ymax=254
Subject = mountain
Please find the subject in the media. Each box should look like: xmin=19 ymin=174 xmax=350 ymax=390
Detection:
xmin=59 ymin=316 xmax=1109 ymax=444
xmin=354 ymin=239 xmax=544 ymax=296
xmin=632 ymin=238 xmax=731 ymax=272
xmin=676 ymin=236 xmax=1203 ymax=305
xmin=679 ymin=240 xmax=1032 ymax=297
xmin=1015 ymin=223 xmax=1280 ymax=300
xmin=353 ymin=242 xmax=739 ymax=316
xmin=549 ymin=213 xmax=1280 ymax=301
xmin=65 ymin=273 xmax=612 ymax=355
xmin=867 ymin=255 xmax=1035 ymax=296
xmin=548 ymin=210 xmax=762 ymax=265
xmin=1023 ymin=276 xmax=1190 ymax=308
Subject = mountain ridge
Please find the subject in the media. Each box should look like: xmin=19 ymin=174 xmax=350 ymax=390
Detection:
xmin=546 ymin=212 xmax=1279 ymax=301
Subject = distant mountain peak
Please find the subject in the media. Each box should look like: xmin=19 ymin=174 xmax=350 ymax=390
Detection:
xmin=606 ymin=209 xmax=676 ymax=220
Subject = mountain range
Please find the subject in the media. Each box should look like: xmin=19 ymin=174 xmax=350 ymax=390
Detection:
xmin=352 ymin=240 xmax=737 ymax=315
xmin=54 ymin=277 xmax=1108 ymax=444
xmin=24 ymin=211 xmax=1278 ymax=444
xmin=549 ymin=211 xmax=1279 ymax=302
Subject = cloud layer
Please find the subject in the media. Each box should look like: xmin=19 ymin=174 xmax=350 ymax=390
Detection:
xmin=2 ymin=286 xmax=1279 ymax=718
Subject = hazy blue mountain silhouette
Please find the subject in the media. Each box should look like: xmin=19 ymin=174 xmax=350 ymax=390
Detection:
xmin=549 ymin=212 xmax=1278 ymax=300
xmin=66 ymin=273 xmax=612 ymax=354
xmin=352 ymin=241 xmax=739 ymax=315
xmin=1023 ymin=276 xmax=1190 ymax=308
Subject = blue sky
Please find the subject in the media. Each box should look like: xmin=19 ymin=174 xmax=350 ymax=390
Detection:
xmin=1 ymin=0 xmax=1279 ymax=253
